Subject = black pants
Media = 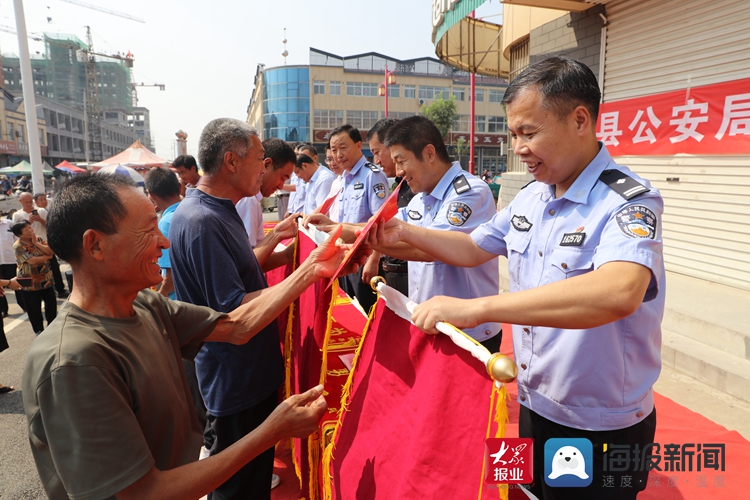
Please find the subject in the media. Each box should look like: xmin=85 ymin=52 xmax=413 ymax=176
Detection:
xmin=519 ymin=405 xmax=656 ymax=500
xmin=49 ymin=255 xmax=66 ymax=294
xmin=23 ymin=287 xmax=57 ymax=334
xmin=206 ymin=391 xmax=279 ymax=500
xmin=339 ymin=268 xmax=378 ymax=314
xmin=480 ymin=330 xmax=502 ymax=352
xmin=0 ymin=264 xmax=16 ymax=315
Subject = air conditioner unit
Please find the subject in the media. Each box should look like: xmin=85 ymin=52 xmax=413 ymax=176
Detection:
xmin=418 ymin=99 xmax=425 ymax=105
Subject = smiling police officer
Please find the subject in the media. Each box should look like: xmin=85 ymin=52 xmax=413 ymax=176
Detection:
xmin=368 ymin=57 xmax=664 ymax=500
xmin=329 ymin=124 xmax=389 ymax=312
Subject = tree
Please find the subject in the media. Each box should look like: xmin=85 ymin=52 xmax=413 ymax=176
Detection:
xmin=420 ymin=94 xmax=459 ymax=139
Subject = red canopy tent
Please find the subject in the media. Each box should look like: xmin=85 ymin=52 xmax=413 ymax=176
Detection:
xmin=54 ymin=160 xmax=87 ymax=173
xmin=91 ymin=140 xmax=170 ymax=172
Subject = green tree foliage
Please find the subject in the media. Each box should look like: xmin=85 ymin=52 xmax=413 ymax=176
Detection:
xmin=420 ymin=94 xmax=459 ymax=139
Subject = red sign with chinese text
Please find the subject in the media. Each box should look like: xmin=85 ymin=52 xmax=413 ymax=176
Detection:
xmin=485 ymin=438 xmax=534 ymax=485
xmin=597 ymin=77 xmax=750 ymax=155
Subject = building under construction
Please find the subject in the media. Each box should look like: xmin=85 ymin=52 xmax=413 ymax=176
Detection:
xmin=3 ymin=33 xmax=133 ymax=113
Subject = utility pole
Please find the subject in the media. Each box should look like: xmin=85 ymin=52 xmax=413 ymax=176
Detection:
xmin=12 ymin=0 xmax=44 ymax=193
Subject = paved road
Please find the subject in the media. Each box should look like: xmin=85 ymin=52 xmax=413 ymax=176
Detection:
xmin=0 ymin=294 xmax=50 ymax=499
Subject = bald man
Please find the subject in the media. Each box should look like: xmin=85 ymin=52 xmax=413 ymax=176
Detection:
xmin=13 ymin=192 xmax=68 ymax=298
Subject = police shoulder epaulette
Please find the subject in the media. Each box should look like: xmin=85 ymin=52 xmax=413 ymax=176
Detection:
xmin=366 ymin=162 xmax=381 ymax=173
xmin=453 ymin=174 xmax=471 ymax=195
xmin=599 ymin=169 xmax=649 ymax=200
xmin=520 ymin=180 xmax=536 ymax=190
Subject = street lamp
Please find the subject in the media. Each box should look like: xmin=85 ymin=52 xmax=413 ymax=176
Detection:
xmin=377 ymin=64 xmax=397 ymax=118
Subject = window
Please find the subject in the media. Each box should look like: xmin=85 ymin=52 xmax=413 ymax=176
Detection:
xmin=452 ymin=115 xmax=469 ymax=133
xmin=381 ymin=111 xmax=416 ymax=120
xmin=404 ymin=85 xmax=416 ymax=99
xmin=387 ymin=84 xmax=399 ymax=98
xmin=346 ymin=110 xmax=379 ymax=129
xmin=473 ymin=89 xmax=484 ymax=102
xmin=39 ymin=128 xmax=44 ymax=145
xmin=418 ymin=86 xmax=450 ymax=100
xmin=314 ymin=110 xmax=343 ymax=129
xmin=313 ymin=80 xmax=326 ymax=95
xmin=346 ymin=82 xmax=379 ymax=97
xmin=7 ymin=123 xmax=13 ymax=141
xmin=452 ymin=87 xmax=466 ymax=101
xmin=489 ymin=89 xmax=504 ymax=103
xmin=18 ymin=125 xmax=25 ymax=143
xmin=330 ymin=81 xmax=341 ymax=95
xmin=475 ymin=115 xmax=486 ymax=133
xmin=488 ymin=116 xmax=506 ymax=133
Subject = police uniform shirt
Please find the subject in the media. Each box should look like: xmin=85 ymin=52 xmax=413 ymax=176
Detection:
xmin=288 ymin=172 xmax=307 ymax=215
xmin=471 ymin=144 xmax=665 ymax=431
xmin=338 ymin=155 xmax=390 ymax=223
xmin=303 ymin=165 xmax=337 ymax=215
xmin=397 ymin=162 xmax=501 ymax=341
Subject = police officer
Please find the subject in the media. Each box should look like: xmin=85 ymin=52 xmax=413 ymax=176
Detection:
xmin=308 ymin=117 xmax=502 ymax=350
xmin=362 ymin=118 xmax=415 ymax=296
xmin=329 ymin=124 xmax=389 ymax=312
xmin=373 ymin=115 xmax=501 ymax=350
xmin=369 ymin=57 xmax=663 ymax=500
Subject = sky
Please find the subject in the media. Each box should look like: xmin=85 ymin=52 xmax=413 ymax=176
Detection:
xmin=0 ymin=0 xmax=502 ymax=159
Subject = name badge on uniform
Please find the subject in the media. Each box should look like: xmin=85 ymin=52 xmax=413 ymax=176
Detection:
xmin=407 ymin=210 xmax=422 ymax=220
xmin=353 ymin=182 xmax=364 ymax=190
xmin=511 ymin=215 xmax=532 ymax=232
xmin=560 ymin=231 xmax=586 ymax=246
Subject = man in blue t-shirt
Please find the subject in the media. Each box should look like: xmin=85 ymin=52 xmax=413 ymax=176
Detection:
xmin=169 ymin=118 xmax=368 ymax=500
xmin=144 ymin=167 xmax=182 ymax=300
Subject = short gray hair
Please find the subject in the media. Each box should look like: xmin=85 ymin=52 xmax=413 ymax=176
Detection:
xmin=198 ymin=118 xmax=259 ymax=174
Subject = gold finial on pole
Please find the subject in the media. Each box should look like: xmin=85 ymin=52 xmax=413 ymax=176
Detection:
xmin=486 ymin=353 xmax=518 ymax=383
xmin=370 ymin=276 xmax=386 ymax=291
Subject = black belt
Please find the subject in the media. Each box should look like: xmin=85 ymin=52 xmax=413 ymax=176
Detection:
xmin=381 ymin=260 xmax=408 ymax=274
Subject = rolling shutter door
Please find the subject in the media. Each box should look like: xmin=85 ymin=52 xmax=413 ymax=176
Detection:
xmin=601 ymin=0 xmax=750 ymax=290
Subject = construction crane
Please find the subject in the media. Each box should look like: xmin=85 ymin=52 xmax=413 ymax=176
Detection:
xmin=59 ymin=0 xmax=145 ymax=24
xmin=131 ymin=82 xmax=165 ymax=107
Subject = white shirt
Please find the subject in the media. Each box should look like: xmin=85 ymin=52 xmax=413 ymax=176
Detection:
xmin=322 ymin=176 xmax=342 ymax=222
xmin=0 ymin=218 xmax=16 ymax=265
xmin=235 ymin=192 xmax=265 ymax=248
xmin=13 ymin=207 xmax=48 ymax=241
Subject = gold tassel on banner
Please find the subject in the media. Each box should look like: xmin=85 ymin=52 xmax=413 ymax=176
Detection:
xmin=478 ymin=383 xmax=510 ymax=500
xmin=321 ymin=296 xmax=380 ymax=500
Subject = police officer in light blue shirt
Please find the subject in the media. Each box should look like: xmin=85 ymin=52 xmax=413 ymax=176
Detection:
xmin=368 ymin=58 xmax=663 ymax=500
xmin=329 ymin=124 xmax=389 ymax=311
xmin=295 ymin=154 xmax=336 ymax=215
xmin=386 ymin=116 xmax=501 ymax=348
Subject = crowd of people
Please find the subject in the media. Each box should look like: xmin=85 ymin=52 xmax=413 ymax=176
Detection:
xmin=14 ymin=57 xmax=665 ymax=500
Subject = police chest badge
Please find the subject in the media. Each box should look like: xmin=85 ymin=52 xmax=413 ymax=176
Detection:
xmin=616 ymin=205 xmax=657 ymax=239
xmin=511 ymin=215 xmax=532 ymax=232
xmin=446 ymin=202 xmax=472 ymax=226
xmin=407 ymin=210 xmax=422 ymax=220
xmin=353 ymin=182 xmax=364 ymax=190
xmin=373 ymin=183 xmax=386 ymax=199
xmin=560 ymin=227 xmax=586 ymax=246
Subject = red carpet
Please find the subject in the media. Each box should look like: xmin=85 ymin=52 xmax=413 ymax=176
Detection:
xmin=272 ymin=324 xmax=749 ymax=499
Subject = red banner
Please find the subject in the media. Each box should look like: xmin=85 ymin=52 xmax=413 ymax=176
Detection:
xmin=326 ymin=301 xmax=505 ymax=500
xmin=597 ymin=77 xmax=750 ymax=156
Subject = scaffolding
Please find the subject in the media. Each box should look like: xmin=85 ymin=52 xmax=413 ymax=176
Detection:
xmin=3 ymin=32 xmax=132 ymax=113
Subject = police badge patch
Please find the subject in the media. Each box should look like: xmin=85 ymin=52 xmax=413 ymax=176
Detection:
xmin=407 ymin=210 xmax=423 ymax=220
xmin=446 ymin=202 xmax=472 ymax=226
xmin=373 ymin=183 xmax=386 ymax=199
xmin=615 ymin=205 xmax=657 ymax=239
